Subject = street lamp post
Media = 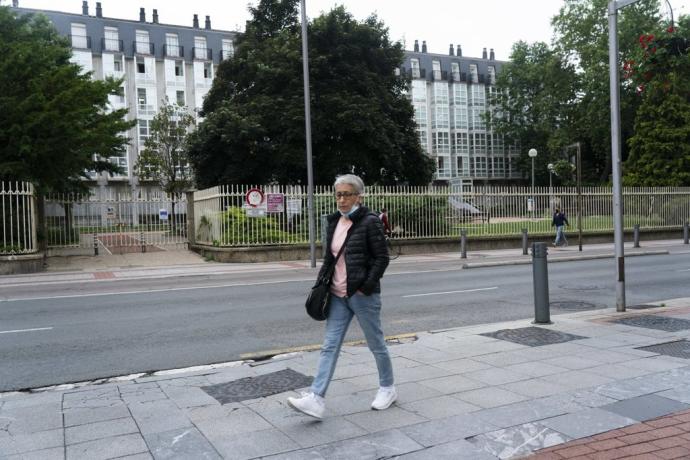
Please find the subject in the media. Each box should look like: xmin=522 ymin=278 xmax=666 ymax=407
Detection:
xmin=565 ymin=142 xmax=583 ymax=252
xmin=547 ymin=163 xmax=554 ymax=213
xmin=300 ymin=0 xmax=316 ymax=268
xmin=528 ymin=148 xmax=537 ymax=215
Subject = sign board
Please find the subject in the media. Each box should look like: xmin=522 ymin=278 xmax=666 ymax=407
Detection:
xmin=106 ymin=206 xmax=116 ymax=219
xmin=266 ymin=193 xmax=285 ymax=213
xmin=159 ymin=208 xmax=169 ymax=220
xmin=245 ymin=208 xmax=266 ymax=218
xmin=286 ymin=199 xmax=302 ymax=216
xmin=527 ymin=198 xmax=534 ymax=212
xmin=245 ymin=188 xmax=264 ymax=207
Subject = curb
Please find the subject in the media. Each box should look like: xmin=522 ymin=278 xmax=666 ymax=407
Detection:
xmin=461 ymin=249 xmax=669 ymax=269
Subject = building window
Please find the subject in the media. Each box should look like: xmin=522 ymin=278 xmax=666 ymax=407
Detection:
xmin=488 ymin=66 xmax=496 ymax=85
xmin=432 ymin=60 xmax=441 ymax=80
xmin=136 ymin=30 xmax=151 ymax=54
xmin=432 ymin=132 xmax=450 ymax=154
xmin=471 ymin=85 xmax=486 ymax=106
xmin=136 ymin=56 xmax=145 ymax=74
xmin=473 ymin=156 xmax=488 ymax=176
xmin=454 ymin=107 xmax=468 ymax=130
xmin=451 ymin=62 xmax=460 ymax=81
xmin=222 ymin=39 xmax=234 ymax=60
xmin=138 ymin=119 xmax=150 ymax=144
xmin=70 ymin=23 xmax=88 ymax=49
xmin=166 ymin=33 xmax=181 ymax=57
xmin=417 ymin=129 xmax=428 ymax=152
xmin=493 ymin=157 xmax=505 ymax=177
xmin=109 ymin=156 xmax=128 ymax=177
xmin=454 ymin=84 xmax=467 ymax=105
xmin=412 ymin=80 xmax=426 ymax=102
xmin=411 ymin=58 xmax=420 ymax=78
xmin=104 ymin=26 xmax=119 ymax=51
xmin=115 ymin=86 xmax=125 ymax=104
xmin=454 ymin=132 xmax=469 ymax=154
xmin=203 ymin=62 xmax=212 ymax=79
xmin=414 ymin=103 xmax=427 ymax=128
xmin=470 ymin=64 xmax=479 ymax=83
xmin=175 ymin=60 xmax=184 ymax=77
xmin=473 ymin=133 xmax=487 ymax=154
xmin=195 ymin=36 xmax=208 ymax=60
xmin=471 ymin=108 xmax=485 ymax=130
xmin=176 ymin=90 xmax=185 ymax=106
xmin=113 ymin=59 xmax=122 ymax=72
xmin=437 ymin=156 xmax=446 ymax=175
xmin=456 ymin=156 xmax=469 ymax=175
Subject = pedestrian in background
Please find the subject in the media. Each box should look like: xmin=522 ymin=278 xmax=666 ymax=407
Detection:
xmin=288 ymin=174 xmax=395 ymax=419
xmin=552 ymin=207 xmax=569 ymax=247
xmin=379 ymin=208 xmax=392 ymax=237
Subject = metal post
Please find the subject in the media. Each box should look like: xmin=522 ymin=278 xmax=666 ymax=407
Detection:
xmin=93 ymin=233 xmax=98 ymax=256
xmin=532 ymin=242 xmax=551 ymax=324
xmin=633 ymin=224 xmax=640 ymax=248
xmin=320 ymin=214 xmax=328 ymax=257
xmin=684 ymin=221 xmax=689 ymax=244
xmin=576 ymin=142 xmax=583 ymax=252
xmin=460 ymin=228 xmax=467 ymax=259
xmin=300 ymin=0 xmax=316 ymax=268
xmin=531 ymin=156 xmax=535 ymax=213
xmin=140 ymin=230 xmax=146 ymax=253
xmin=608 ymin=0 xmax=626 ymax=312
xmin=522 ymin=228 xmax=528 ymax=255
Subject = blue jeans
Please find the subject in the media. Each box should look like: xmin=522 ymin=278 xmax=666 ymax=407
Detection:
xmin=310 ymin=293 xmax=394 ymax=397
xmin=555 ymin=225 xmax=567 ymax=246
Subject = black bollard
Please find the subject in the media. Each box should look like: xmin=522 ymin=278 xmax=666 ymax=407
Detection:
xmin=140 ymin=230 xmax=146 ymax=253
xmin=633 ymin=224 xmax=640 ymax=248
xmin=522 ymin=228 xmax=528 ymax=255
xmin=532 ymin=242 xmax=552 ymax=324
xmin=460 ymin=228 xmax=467 ymax=259
xmin=93 ymin=233 xmax=99 ymax=256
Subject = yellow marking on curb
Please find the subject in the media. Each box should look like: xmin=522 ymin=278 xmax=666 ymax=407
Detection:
xmin=239 ymin=332 xmax=419 ymax=360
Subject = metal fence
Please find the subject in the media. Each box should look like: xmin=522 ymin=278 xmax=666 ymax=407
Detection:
xmin=45 ymin=189 xmax=187 ymax=254
xmin=193 ymin=185 xmax=690 ymax=247
xmin=1 ymin=181 xmax=38 ymax=255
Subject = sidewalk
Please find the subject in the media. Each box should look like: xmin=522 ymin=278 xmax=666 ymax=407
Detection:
xmin=3 ymin=295 xmax=690 ymax=459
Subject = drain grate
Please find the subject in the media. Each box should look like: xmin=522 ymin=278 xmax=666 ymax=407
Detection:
xmin=481 ymin=327 xmax=588 ymax=347
xmin=636 ymin=340 xmax=690 ymax=359
xmin=550 ymin=301 xmax=599 ymax=310
xmin=612 ymin=315 xmax=690 ymax=332
xmin=201 ymin=368 xmax=313 ymax=404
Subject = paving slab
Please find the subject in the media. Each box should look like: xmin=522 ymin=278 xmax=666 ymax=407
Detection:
xmin=601 ymin=394 xmax=690 ymax=422
xmin=467 ymin=422 xmax=571 ymax=459
xmin=539 ymin=407 xmax=637 ymax=439
xmin=65 ymin=433 xmax=149 ymax=460
xmin=143 ymin=427 xmax=221 ymax=460
xmin=400 ymin=413 xmax=500 ymax=447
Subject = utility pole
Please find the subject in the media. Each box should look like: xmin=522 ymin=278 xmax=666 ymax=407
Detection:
xmin=300 ymin=0 xmax=316 ymax=268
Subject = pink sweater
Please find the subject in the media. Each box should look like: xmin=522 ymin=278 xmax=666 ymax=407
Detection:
xmin=330 ymin=216 xmax=352 ymax=297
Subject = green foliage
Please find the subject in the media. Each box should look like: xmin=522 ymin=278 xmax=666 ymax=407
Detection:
xmin=186 ymin=0 xmax=434 ymax=187
xmin=0 ymin=6 xmax=135 ymax=193
xmin=624 ymin=19 xmax=690 ymax=186
xmin=220 ymin=207 xmax=292 ymax=244
xmin=136 ymin=100 xmax=196 ymax=196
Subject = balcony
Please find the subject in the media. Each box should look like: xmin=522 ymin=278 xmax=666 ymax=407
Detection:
xmin=193 ymin=47 xmax=212 ymax=60
xmin=101 ymin=38 xmax=124 ymax=52
xmin=70 ymin=34 xmax=91 ymax=50
xmin=133 ymin=41 xmax=154 ymax=55
xmin=164 ymin=44 xmax=184 ymax=58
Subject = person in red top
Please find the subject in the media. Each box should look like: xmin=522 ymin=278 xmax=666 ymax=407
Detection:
xmin=379 ymin=208 xmax=392 ymax=236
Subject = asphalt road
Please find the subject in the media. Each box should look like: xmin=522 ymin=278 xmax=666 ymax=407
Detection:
xmin=1 ymin=252 xmax=689 ymax=392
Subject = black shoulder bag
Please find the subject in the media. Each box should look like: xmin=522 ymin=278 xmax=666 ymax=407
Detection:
xmin=305 ymin=222 xmax=358 ymax=321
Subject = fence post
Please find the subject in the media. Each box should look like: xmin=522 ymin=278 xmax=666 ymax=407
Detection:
xmin=186 ymin=191 xmax=196 ymax=249
xmin=460 ymin=228 xmax=467 ymax=259
xmin=684 ymin=222 xmax=689 ymax=245
xmin=320 ymin=214 xmax=329 ymax=258
xmin=522 ymin=228 xmax=529 ymax=255
xmin=532 ymin=242 xmax=552 ymax=324
xmin=633 ymin=224 xmax=640 ymax=248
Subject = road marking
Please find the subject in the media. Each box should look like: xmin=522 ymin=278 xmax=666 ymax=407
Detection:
xmin=402 ymin=286 xmax=498 ymax=298
xmin=0 ymin=327 xmax=53 ymax=335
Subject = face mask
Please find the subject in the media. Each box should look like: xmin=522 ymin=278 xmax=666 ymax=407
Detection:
xmin=340 ymin=204 xmax=360 ymax=218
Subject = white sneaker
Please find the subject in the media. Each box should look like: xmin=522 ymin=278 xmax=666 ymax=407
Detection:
xmin=287 ymin=392 xmax=325 ymax=419
xmin=371 ymin=386 xmax=397 ymax=410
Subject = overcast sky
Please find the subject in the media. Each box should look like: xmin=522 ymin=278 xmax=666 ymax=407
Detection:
xmin=13 ymin=0 xmax=690 ymax=60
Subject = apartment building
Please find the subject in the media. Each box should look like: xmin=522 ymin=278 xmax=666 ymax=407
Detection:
xmin=402 ymin=41 xmax=521 ymax=185
xmin=12 ymin=1 xmax=236 ymax=194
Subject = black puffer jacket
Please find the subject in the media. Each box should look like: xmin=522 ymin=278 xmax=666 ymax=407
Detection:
xmin=317 ymin=206 xmax=390 ymax=297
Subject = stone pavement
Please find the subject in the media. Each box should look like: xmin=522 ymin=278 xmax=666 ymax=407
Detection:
xmin=3 ymin=293 xmax=690 ymax=459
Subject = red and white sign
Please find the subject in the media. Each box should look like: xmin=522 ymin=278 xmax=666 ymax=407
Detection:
xmin=245 ymin=188 xmax=264 ymax=207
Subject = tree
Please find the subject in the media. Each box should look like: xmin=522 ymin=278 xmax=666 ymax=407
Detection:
xmin=624 ymin=17 xmax=690 ymax=186
xmin=489 ymin=41 xmax=579 ymax=186
xmin=135 ymin=99 xmax=195 ymax=226
xmin=0 ymin=6 xmax=134 ymax=192
xmin=186 ymin=0 xmax=434 ymax=187
xmin=551 ymin=0 xmax=661 ymax=183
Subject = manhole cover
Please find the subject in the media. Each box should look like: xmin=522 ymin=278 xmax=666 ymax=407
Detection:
xmin=559 ymin=284 xmax=603 ymax=291
xmin=201 ymin=368 xmax=313 ymax=404
xmin=636 ymin=340 xmax=690 ymax=359
xmin=481 ymin=327 xmax=588 ymax=347
xmin=612 ymin=315 xmax=690 ymax=332
xmin=550 ymin=301 xmax=598 ymax=310
xmin=627 ymin=304 xmax=663 ymax=310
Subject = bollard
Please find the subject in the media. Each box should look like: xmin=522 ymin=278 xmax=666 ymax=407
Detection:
xmin=321 ymin=214 xmax=329 ymax=257
xmin=532 ymin=242 xmax=552 ymax=324
xmin=633 ymin=224 xmax=640 ymax=248
xmin=685 ymin=222 xmax=689 ymax=245
xmin=93 ymin=233 xmax=99 ymax=256
xmin=460 ymin=228 xmax=467 ymax=259
xmin=522 ymin=228 xmax=528 ymax=255
xmin=140 ymin=231 xmax=146 ymax=253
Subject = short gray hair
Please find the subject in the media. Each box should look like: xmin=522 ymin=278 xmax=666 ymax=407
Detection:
xmin=333 ymin=174 xmax=365 ymax=195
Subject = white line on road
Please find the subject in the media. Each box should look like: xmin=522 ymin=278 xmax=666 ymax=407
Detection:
xmin=0 ymin=327 xmax=53 ymax=334
xmin=402 ymin=286 xmax=498 ymax=298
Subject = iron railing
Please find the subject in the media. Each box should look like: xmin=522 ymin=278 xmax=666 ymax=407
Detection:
xmin=193 ymin=185 xmax=690 ymax=247
xmin=1 ymin=181 xmax=37 ymax=255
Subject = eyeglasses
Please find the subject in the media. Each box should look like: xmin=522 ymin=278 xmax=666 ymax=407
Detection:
xmin=335 ymin=191 xmax=359 ymax=199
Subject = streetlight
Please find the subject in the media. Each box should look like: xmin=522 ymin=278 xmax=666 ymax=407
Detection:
xmin=300 ymin=0 xmax=316 ymax=268
xmin=565 ymin=142 xmax=583 ymax=253
xmin=528 ymin=148 xmax=537 ymax=214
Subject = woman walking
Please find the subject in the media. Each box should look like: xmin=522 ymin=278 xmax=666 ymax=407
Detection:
xmin=288 ymin=174 xmax=395 ymax=419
